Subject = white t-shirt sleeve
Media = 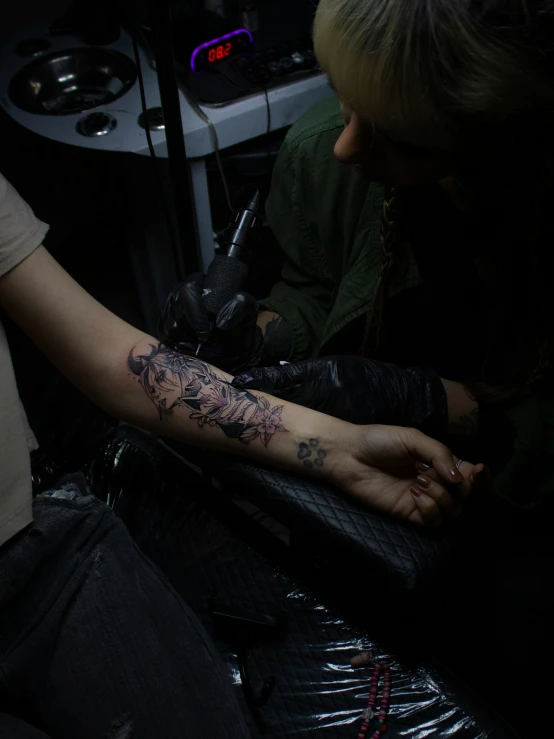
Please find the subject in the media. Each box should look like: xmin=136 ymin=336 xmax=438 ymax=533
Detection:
xmin=0 ymin=173 xmax=49 ymax=278
xmin=0 ymin=173 xmax=50 ymax=546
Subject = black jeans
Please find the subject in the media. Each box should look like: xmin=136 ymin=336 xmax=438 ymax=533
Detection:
xmin=0 ymin=479 xmax=250 ymax=739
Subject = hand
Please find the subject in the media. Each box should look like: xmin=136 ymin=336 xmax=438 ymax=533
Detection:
xmin=158 ymin=273 xmax=264 ymax=373
xmin=233 ymin=356 xmax=448 ymax=438
xmin=330 ymin=424 xmax=487 ymax=527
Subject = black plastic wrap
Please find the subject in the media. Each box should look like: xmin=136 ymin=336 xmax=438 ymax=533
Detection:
xmin=82 ymin=427 xmax=517 ymax=739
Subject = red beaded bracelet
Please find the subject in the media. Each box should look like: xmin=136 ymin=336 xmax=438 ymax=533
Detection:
xmin=356 ymin=656 xmax=391 ymax=739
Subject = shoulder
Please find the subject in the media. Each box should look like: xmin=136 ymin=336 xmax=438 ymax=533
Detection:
xmin=276 ymin=96 xmax=381 ymax=213
xmin=0 ymin=173 xmax=49 ymax=279
xmin=268 ymin=98 xmax=383 ymax=276
xmin=284 ymin=95 xmax=344 ymax=155
xmin=270 ymin=94 xmax=382 ymax=220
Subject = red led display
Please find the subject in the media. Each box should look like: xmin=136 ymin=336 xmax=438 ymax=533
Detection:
xmin=191 ymin=29 xmax=253 ymax=72
xmin=208 ymin=42 xmax=233 ymax=63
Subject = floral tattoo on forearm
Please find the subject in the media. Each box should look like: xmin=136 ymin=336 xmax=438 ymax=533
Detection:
xmin=127 ymin=343 xmax=287 ymax=447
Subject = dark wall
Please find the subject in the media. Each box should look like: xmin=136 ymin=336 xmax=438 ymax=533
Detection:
xmin=0 ymin=0 xmax=147 ymax=418
xmin=1 ymin=1 xmax=71 ymax=47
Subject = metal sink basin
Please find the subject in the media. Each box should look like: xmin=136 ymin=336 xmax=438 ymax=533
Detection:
xmin=8 ymin=47 xmax=136 ymax=115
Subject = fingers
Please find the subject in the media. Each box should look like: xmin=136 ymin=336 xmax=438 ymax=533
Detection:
xmin=233 ymin=361 xmax=309 ymax=397
xmin=409 ymin=487 xmax=445 ymax=528
xmin=470 ymin=463 xmax=492 ymax=491
xmin=410 ymin=455 xmax=489 ymax=526
xmin=158 ymin=287 xmax=181 ymax=344
xmin=179 ymin=273 xmax=211 ymax=340
xmin=418 ymin=459 xmax=483 ymax=497
xmin=400 ymin=430 xmax=492 ymax=527
xmin=233 ymin=365 xmax=283 ymax=393
xmin=411 ymin=473 xmax=461 ymax=522
xmin=405 ymin=428 xmax=465 ymax=486
xmin=411 ymin=465 xmax=460 ymax=525
xmin=216 ymin=292 xmax=258 ymax=331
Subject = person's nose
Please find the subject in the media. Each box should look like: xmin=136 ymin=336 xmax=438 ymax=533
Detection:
xmin=334 ymin=112 xmax=369 ymax=165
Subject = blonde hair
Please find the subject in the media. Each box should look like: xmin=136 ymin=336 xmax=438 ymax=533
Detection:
xmin=314 ymin=0 xmax=554 ymax=388
xmin=314 ymin=0 xmax=554 ymax=150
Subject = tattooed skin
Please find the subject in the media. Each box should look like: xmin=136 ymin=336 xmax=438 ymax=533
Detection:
xmin=297 ymin=438 xmax=327 ymax=469
xmin=128 ymin=343 xmax=287 ymax=447
xmin=458 ymin=407 xmax=479 ymax=436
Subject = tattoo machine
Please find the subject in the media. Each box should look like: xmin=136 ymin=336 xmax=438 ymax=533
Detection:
xmin=196 ymin=184 xmax=262 ymax=354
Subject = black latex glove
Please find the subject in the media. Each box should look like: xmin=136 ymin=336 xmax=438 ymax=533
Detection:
xmin=158 ymin=273 xmax=264 ymax=373
xmin=233 ymin=356 xmax=449 ymax=439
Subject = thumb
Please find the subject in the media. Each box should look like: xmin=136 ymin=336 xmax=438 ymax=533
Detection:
xmin=404 ymin=428 xmax=465 ymax=486
xmin=470 ymin=463 xmax=492 ymax=492
xmin=233 ymin=361 xmax=309 ymax=396
xmin=179 ymin=275 xmax=211 ymax=339
xmin=233 ymin=366 xmax=283 ymax=393
xmin=216 ymin=292 xmax=258 ymax=331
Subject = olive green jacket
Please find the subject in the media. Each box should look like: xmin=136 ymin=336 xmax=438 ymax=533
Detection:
xmin=261 ymin=96 xmax=554 ymax=507
xmin=262 ymin=97 xmax=422 ymax=361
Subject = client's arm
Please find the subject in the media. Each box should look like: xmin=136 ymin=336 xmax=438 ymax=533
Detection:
xmin=0 ymin=246 xmax=471 ymax=526
xmin=440 ymin=379 xmax=479 ymax=437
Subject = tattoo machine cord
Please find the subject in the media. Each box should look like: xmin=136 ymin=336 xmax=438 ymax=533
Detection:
xmin=131 ymin=24 xmax=184 ymax=282
xmin=133 ymin=28 xmax=235 ymax=240
xmin=263 ymin=85 xmax=272 ymax=173
xmin=198 ymin=66 xmax=273 ymax=206
xmin=179 ymin=80 xmax=233 ymax=214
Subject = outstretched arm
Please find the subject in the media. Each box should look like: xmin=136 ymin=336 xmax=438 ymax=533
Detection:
xmin=0 ymin=247 xmax=337 ymax=475
xmin=0 ymin=246 xmax=473 ymax=526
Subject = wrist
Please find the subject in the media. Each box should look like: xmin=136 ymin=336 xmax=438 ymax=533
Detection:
xmin=290 ymin=420 xmax=358 ymax=488
xmin=441 ymin=379 xmax=479 ymax=436
xmin=251 ymin=411 xmax=354 ymax=484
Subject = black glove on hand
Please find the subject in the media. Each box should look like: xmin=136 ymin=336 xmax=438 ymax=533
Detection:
xmin=233 ymin=355 xmax=449 ymax=439
xmin=158 ymin=273 xmax=264 ymax=373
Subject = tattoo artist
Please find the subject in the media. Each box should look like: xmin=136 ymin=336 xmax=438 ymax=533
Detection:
xmin=0 ymin=164 xmax=486 ymax=736
xmin=162 ymin=0 xmax=554 ymax=509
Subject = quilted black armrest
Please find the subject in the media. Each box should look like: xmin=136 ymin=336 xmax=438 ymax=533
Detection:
xmin=220 ymin=460 xmax=460 ymax=596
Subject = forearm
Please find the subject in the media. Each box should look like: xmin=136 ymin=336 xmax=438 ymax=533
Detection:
xmin=441 ymin=378 xmax=479 ymax=436
xmin=125 ymin=340 xmax=342 ymax=476
xmin=0 ymin=247 xmax=346 ymax=478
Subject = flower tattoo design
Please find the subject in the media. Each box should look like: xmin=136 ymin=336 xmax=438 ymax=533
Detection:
xmin=128 ymin=344 xmax=287 ymax=447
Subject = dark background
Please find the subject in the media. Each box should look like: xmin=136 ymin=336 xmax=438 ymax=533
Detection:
xmin=0 ymin=0 xmax=291 ymax=422
xmin=2 ymin=0 xmax=71 ymax=47
xmin=2 ymin=4 xmax=553 ymax=739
